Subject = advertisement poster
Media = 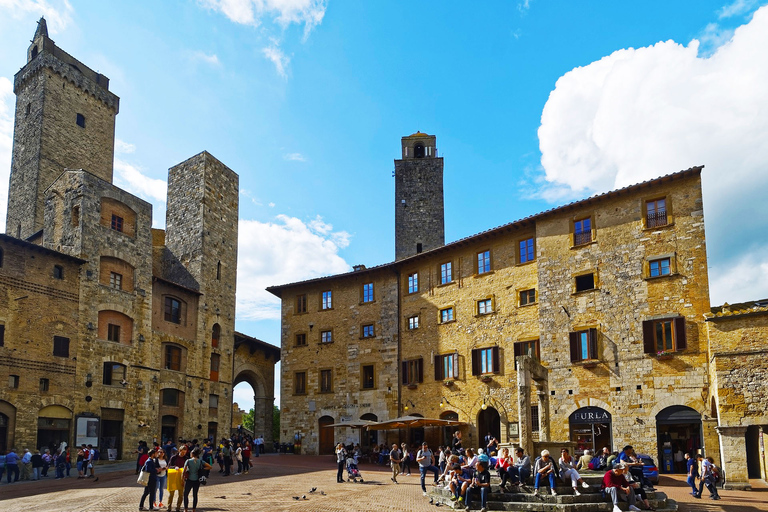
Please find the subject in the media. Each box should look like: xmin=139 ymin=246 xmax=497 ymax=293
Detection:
xmin=75 ymin=416 xmax=99 ymax=447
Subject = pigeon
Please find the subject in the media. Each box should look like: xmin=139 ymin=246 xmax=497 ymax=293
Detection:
xmin=320 ymin=491 xmax=326 ymax=496
xmin=429 ymin=497 xmax=434 ymax=504
xmin=309 ymin=487 xmax=317 ymax=493
xmin=93 ymin=477 xmax=99 ymax=483
xmin=292 ymin=496 xmax=300 ymax=500
xmin=302 ymin=495 xmax=307 ymax=500
xmin=435 ymin=503 xmax=442 ymax=507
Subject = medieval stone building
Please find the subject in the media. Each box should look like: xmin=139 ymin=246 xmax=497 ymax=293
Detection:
xmin=0 ymin=19 xmax=279 ymax=459
xmin=269 ymin=132 xmax=766 ymax=488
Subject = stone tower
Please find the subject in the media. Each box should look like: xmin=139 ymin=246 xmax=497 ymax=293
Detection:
xmin=165 ymin=151 xmax=239 ymax=429
xmin=394 ymin=132 xmax=445 ymax=260
xmin=7 ymin=17 xmax=119 ymax=239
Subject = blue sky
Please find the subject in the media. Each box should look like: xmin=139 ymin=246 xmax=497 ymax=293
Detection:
xmin=2 ymin=0 xmax=768 ymax=412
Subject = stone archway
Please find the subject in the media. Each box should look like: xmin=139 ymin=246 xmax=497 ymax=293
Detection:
xmin=233 ymin=332 xmax=280 ymax=452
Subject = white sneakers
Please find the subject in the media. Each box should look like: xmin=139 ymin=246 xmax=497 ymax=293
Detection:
xmin=573 ymin=488 xmax=581 ymax=496
xmin=582 ymin=481 xmax=590 ymax=488
xmin=551 ymin=489 xmax=558 ymax=496
xmin=629 ymin=506 xmax=642 ymax=512
xmin=613 ymin=507 xmax=622 ymax=512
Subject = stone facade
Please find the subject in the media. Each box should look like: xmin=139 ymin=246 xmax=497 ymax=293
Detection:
xmin=0 ymin=19 xmax=279 ymax=458
xmin=270 ymin=134 xmax=729 ymax=473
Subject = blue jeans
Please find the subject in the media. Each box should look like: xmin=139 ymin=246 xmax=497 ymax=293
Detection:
xmin=156 ymin=473 xmax=167 ymax=502
xmin=419 ymin=464 xmax=440 ymax=492
xmin=55 ymin=465 xmax=65 ymax=478
xmin=687 ymin=475 xmax=698 ymax=495
xmin=466 ymin=486 xmax=489 ymax=509
xmin=534 ymin=471 xmax=556 ymax=490
xmin=509 ymin=466 xmax=530 ymax=484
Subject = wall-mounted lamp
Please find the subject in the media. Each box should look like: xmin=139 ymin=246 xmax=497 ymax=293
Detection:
xmin=309 ymin=323 xmax=314 ymax=331
xmin=403 ymin=399 xmax=416 ymax=412
xmin=439 ymin=396 xmax=451 ymax=408
xmin=223 ymin=388 xmax=228 ymax=397
xmin=87 ymin=322 xmax=95 ymax=330
xmin=481 ymin=397 xmax=488 ymax=410
xmin=86 ymin=373 xmax=92 ymax=382
xmin=152 ymin=374 xmax=158 ymax=383
xmin=138 ymin=334 xmax=145 ymax=342
xmin=187 ymin=380 xmax=192 ymax=388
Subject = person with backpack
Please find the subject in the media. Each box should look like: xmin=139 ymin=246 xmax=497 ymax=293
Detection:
xmin=183 ymin=447 xmax=212 ymax=512
xmin=695 ymin=455 xmax=721 ymax=500
xmin=87 ymin=444 xmax=99 ymax=478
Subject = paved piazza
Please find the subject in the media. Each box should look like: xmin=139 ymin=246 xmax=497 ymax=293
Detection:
xmin=0 ymin=455 xmax=766 ymax=512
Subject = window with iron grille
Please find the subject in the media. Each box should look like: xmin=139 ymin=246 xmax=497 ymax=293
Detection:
xmin=574 ymin=217 xmax=592 ymax=245
xmin=645 ymin=198 xmax=668 ymax=228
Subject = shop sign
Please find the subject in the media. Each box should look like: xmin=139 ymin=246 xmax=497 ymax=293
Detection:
xmin=570 ymin=408 xmax=611 ymax=424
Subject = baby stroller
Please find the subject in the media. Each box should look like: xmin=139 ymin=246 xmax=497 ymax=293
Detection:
xmin=346 ymin=456 xmax=364 ymax=483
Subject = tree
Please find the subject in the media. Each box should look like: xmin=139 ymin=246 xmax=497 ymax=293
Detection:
xmin=273 ymin=405 xmax=280 ymax=440
xmin=242 ymin=408 xmax=254 ymax=432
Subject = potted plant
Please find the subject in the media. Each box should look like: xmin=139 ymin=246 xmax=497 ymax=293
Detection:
xmin=443 ymin=379 xmax=454 ymax=387
xmin=481 ymin=375 xmax=493 ymax=383
xmin=656 ymin=350 xmax=674 ymax=360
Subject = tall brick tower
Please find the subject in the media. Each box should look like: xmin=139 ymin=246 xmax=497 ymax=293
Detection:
xmin=165 ymin=151 xmax=239 ymax=430
xmin=394 ymin=132 xmax=445 ymax=260
xmin=6 ymin=17 xmax=119 ymax=239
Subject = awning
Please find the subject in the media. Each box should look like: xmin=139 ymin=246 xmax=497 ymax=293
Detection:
xmin=367 ymin=415 xmax=467 ymax=431
xmin=322 ymin=419 xmax=380 ymax=429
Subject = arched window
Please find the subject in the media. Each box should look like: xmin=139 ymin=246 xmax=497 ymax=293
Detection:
xmin=31 ymin=46 xmax=38 ymax=59
xmin=212 ymin=323 xmax=220 ymax=348
xmin=414 ymin=143 xmax=425 ymax=158
xmin=217 ymin=261 xmax=222 ymax=280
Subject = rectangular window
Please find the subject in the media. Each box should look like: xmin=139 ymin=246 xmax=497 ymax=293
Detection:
xmin=103 ymin=362 xmax=126 ymax=385
xmin=164 ymin=297 xmax=181 ymax=324
xmin=9 ymin=375 xmax=19 ymax=389
xmin=520 ymin=288 xmax=536 ymax=306
xmin=440 ymin=262 xmax=453 ymax=284
xmin=162 ymin=388 xmax=179 ymax=406
xmin=362 ymin=283 xmax=374 ymax=303
xmin=402 ymin=358 xmax=424 ymax=385
xmin=477 ymin=250 xmax=491 ymax=274
xmin=109 ymin=272 xmax=122 ymax=290
xmin=362 ymin=365 xmax=375 ymax=389
xmin=76 ymin=113 xmax=86 ymax=128
xmin=574 ymin=217 xmax=592 ymax=245
xmin=39 ymin=378 xmax=49 ymax=392
xmin=407 ymin=272 xmax=418 ymax=294
xmin=531 ymin=405 xmax=540 ymax=433
xmin=471 ymin=346 xmax=500 ymax=375
xmin=53 ymin=265 xmax=64 ymax=279
xmin=111 ymin=214 xmax=123 ymax=232
xmin=296 ymin=294 xmax=307 ymax=313
xmin=209 ymin=394 xmax=219 ymax=415
xmin=107 ymin=323 xmax=121 ymax=343
xmin=321 ymin=290 xmax=332 ymax=310
xmin=643 ymin=317 xmax=687 ymax=354
xmin=53 ymin=336 xmax=69 ymax=357
xmin=165 ymin=345 xmax=182 ymax=371
xmin=439 ymin=307 xmax=454 ymax=324
xmin=294 ymin=372 xmax=306 ymax=395
xmin=407 ymin=315 xmax=419 ymax=330
xmin=575 ymin=273 xmax=595 ymax=292
xmin=0 ymin=324 xmax=5 ymax=347
xmin=320 ymin=369 xmax=333 ymax=393
xmin=321 ymin=330 xmax=333 ymax=343
xmin=210 ymin=353 xmax=220 ymax=381
xmin=649 ymin=257 xmax=671 ymax=277
xmin=646 ymin=198 xmax=668 ymax=228
xmin=362 ymin=324 xmax=374 ymax=338
xmin=513 ymin=339 xmax=540 ymax=369
xmin=477 ymin=298 xmax=493 ymax=315
xmin=295 ymin=333 xmax=307 ymax=346
xmin=519 ymin=237 xmax=535 ymax=263
xmin=569 ymin=328 xmax=598 ymax=362
xmin=434 ymin=352 xmax=459 ymax=380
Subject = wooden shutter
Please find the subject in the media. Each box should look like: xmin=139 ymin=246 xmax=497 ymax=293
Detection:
xmin=569 ymin=332 xmax=580 ymax=362
xmin=588 ymin=328 xmax=598 ymax=360
xmin=674 ymin=317 xmax=687 ymax=351
xmin=434 ymin=355 xmax=443 ymax=381
xmin=402 ymin=361 xmax=409 ymax=385
xmin=471 ymin=349 xmax=480 ymax=376
xmin=451 ymin=352 xmax=459 ymax=379
xmin=642 ymin=320 xmax=655 ymax=354
xmin=492 ymin=346 xmax=500 ymax=374
xmin=417 ymin=358 xmax=423 ymax=383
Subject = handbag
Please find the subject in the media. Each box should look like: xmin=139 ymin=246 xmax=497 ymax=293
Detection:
xmin=137 ymin=469 xmax=150 ymax=486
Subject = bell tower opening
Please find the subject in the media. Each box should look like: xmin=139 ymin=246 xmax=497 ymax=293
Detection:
xmin=414 ymin=143 xmax=425 ymax=158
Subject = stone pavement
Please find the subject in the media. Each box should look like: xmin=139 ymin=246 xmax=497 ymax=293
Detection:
xmin=0 ymin=456 xmax=766 ymax=512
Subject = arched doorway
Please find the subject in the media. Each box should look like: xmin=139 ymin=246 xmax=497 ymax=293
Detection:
xmin=318 ymin=415 xmax=335 ymax=455
xmin=440 ymin=411 xmax=459 ymax=447
xmin=0 ymin=412 xmax=8 ymax=453
xmin=0 ymin=400 xmax=16 ymax=453
xmin=477 ymin=407 xmax=501 ymax=448
xmin=37 ymin=405 xmax=72 ymax=453
xmin=656 ymin=405 xmax=701 ymax=474
xmin=161 ymin=415 xmax=178 ymax=444
xmin=233 ymin=334 xmax=279 ymax=451
xmin=569 ymin=406 xmax=612 ymax=455
xmin=360 ymin=413 xmax=378 ymax=450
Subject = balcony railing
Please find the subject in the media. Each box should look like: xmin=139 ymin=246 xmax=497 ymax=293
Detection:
xmin=646 ymin=210 xmax=668 ymax=228
xmin=573 ymin=231 xmax=592 ymax=246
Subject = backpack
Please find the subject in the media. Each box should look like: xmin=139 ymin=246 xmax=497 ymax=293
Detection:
xmin=711 ymin=465 xmax=721 ymax=484
xmin=91 ymin=448 xmax=100 ymax=461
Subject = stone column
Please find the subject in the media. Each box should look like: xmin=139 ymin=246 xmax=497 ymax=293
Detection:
xmin=537 ymin=389 xmax=550 ymax=443
xmin=715 ymin=425 xmax=751 ymax=490
xmin=517 ymin=356 xmax=533 ymax=456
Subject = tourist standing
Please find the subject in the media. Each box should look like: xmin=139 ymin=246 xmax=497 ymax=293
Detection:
xmin=156 ymin=449 xmax=169 ymax=508
xmin=335 ymin=443 xmax=347 ymax=483
xmin=139 ymin=449 xmax=159 ymax=511
xmin=183 ymin=447 xmax=212 ymax=512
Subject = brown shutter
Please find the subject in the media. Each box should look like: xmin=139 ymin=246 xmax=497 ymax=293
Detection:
xmin=589 ymin=328 xmax=598 ymax=360
xmin=642 ymin=320 xmax=655 ymax=354
xmin=402 ymin=361 xmax=409 ymax=385
xmin=417 ymin=358 xmax=423 ymax=383
xmin=492 ymin=346 xmax=500 ymax=374
xmin=674 ymin=317 xmax=687 ymax=351
xmin=569 ymin=332 xmax=579 ymax=362
xmin=471 ymin=349 xmax=480 ymax=376
xmin=434 ymin=355 xmax=442 ymax=381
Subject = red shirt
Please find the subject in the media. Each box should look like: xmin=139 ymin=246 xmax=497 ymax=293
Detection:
xmin=603 ymin=470 xmax=629 ymax=489
xmin=243 ymin=445 xmax=251 ymax=458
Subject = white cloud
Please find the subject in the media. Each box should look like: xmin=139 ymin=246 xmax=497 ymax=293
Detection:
xmin=262 ymin=45 xmax=290 ymax=77
xmin=113 ymin=158 xmax=168 ymax=203
xmin=718 ymin=0 xmax=759 ymax=19
xmin=236 ymin=215 xmax=351 ymax=320
xmin=0 ymin=77 xmax=13 ymax=233
xmin=536 ymin=5 xmax=768 ymax=304
xmin=709 ymin=247 xmax=768 ymax=305
xmin=0 ymin=0 xmax=73 ymax=34
xmin=190 ymin=50 xmax=221 ymax=66
xmin=115 ymin=138 xmax=135 ymax=154
xmin=283 ymin=152 xmax=305 ymax=161
xmin=518 ymin=0 xmax=532 ymax=15
xmin=201 ymin=0 xmax=326 ymax=37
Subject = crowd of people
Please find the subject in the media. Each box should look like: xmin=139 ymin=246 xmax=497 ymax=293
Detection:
xmin=0 ymin=444 xmax=100 ymax=484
